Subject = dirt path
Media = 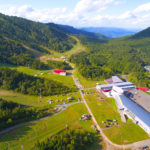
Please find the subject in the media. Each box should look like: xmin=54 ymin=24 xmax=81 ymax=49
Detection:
xmin=8 ymin=132 xmax=20 ymax=144
xmin=0 ymin=135 xmax=9 ymax=150
xmin=28 ymin=126 xmax=37 ymax=139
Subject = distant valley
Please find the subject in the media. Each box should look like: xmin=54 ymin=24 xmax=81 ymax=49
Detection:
xmin=80 ymin=27 xmax=142 ymax=38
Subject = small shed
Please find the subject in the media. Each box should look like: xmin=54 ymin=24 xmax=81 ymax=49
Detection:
xmin=54 ymin=70 xmax=66 ymax=76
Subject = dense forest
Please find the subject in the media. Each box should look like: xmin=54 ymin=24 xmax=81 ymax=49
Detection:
xmin=0 ymin=13 xmax=76 ymax=53
xmin=33 ymin=129 xmax=93 ymax=150
xmin=47 ymin=60 xmax=72 ymax=70
xmin=69 ymin=52 xmax=113 ymax=79
xmin=69 ymin=33 xmax=150 ymax=88
xmin=0 ymin=67 xmax=77 ymax=95
xmin=0 ymin=36 xmax=48 ymax=70
xmin=0 ymin=99 xmax=50 ymax=129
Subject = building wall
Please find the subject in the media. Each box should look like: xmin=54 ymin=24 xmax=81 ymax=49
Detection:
xmin=124 ymin=107 xmax=150 ymax=135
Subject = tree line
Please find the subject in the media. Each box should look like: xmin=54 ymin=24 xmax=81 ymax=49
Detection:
xmin=33 ymin=129 xmax=93 ymax=150
xmin=0 ymin=99 xmax=49 ymax=130
xmin=0 ymin=67 xmax=77 ymax=96
xmin=47 ymin=60 xmax=72 ymax=70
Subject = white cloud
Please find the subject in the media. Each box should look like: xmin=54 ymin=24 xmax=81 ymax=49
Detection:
xmin=118 ymin=11 xmax=137 ymax=19
xmin=0 ymin=5 xmax=67 ymax=23
xmin=114 ymin=1 xmax=126 ymax=6
xmin=74 ymin=0 xmax=113 ymax=14
xmin=132 ymin=2 xmax=150 ymax=14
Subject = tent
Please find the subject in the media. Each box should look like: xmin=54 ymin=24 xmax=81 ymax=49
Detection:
xmin=84 ymin=117 xmax=88 ymax=120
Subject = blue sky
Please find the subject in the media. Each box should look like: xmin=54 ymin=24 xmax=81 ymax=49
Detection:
xmin=0 ymin=0 xmax=150 ymax=29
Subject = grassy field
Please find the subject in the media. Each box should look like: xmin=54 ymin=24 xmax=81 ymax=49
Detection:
xmin=0 ymin=63 xmax=76 ymax=88
xmin=74 ymin=71 xmax=106 ymax=88
xmin=103 ymin=124 xmax=149 ymax=145
xmin=0 ymin=89 xmax=82 ymax=108
xmin=36 ymin=71 xmax=76 ymax=87
xmin=22 ymin=45 xmax=44 ymax=58
xmin=83 ymin=89 xmax=96 ymax=93
xmin=84 ymin=94 xmax=149 ymax=144
xmin=0 ymin=103 xmax=105 ymax=150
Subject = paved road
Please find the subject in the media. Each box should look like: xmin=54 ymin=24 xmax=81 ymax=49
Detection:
xmin=0 ymin=101 xmax=83 ymax=135
xmin=117 ymin=75 xmax=129 ymax=82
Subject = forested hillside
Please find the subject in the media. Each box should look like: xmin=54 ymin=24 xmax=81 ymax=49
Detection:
xmin=0 ymin=13 xmax=76 ymax=53
xmin=69 ymin=32 xmax=150 ymax=88
xmin=129 ymin=27 xmax=150 ymax=39
xmin=0 ymin=99 xmax=51 ymax=129
xmin=0 ymin=36 xmax=48 ymax=70
xmin=0 ymin=67 xmax=77 ymax=95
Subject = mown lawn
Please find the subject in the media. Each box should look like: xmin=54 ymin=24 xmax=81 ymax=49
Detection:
xmin=0 ymin=89 xmax=81 ymax=108
xmin=84 ymin=94 xmax=150 ymax=144
xmin=83 ymin=89 xmax=95 ymax=93
xmin=37 ymin=71 xmax=76 ymax=87
xmin=74 ymin=71 xmax=106 ymax=88
xmin=0 ymin=103 xmax=105 ymax=150
xmin=103 ymin=124 xmax=149 ymax=145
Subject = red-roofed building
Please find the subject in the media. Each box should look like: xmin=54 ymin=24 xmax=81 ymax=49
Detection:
xmin=54 ymin=70 xmax=66 ymax=76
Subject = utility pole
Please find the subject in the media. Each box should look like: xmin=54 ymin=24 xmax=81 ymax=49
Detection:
xmin=40 ymin=89 xmax=42 ymax=98
xmin=28 ymin=64 xmax=30 ymax=69
xmin=138 ymin=80 xmax=141 ymax=87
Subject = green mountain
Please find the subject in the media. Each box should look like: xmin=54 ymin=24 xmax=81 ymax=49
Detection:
xmin=0 ymin=36 xmax=48 ymax=70
xmin=129 ymin=27 xmax=150 ymax=39
xmin=0 ymin=13 xmax=76 ymax=53
xmin=55 ymin=24 xmax=110 ymax=40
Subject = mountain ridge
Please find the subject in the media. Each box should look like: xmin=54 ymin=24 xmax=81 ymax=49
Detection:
xmin=80 ymin=27 xmax=142 ymax=38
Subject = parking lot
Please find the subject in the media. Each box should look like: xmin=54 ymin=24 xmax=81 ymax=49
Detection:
xmin=124 ymin=89 xmax=150 ymax=113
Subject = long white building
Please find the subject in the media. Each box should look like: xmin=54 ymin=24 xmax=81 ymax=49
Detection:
xmin=96 ymin=82 xmax=135 ymax=92
xmin=111 ymin=86 xmax=150 ymax=135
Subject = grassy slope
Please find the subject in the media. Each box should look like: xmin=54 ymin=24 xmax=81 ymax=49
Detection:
xmin=74 ymin=71 xmax=106 ymax=88
xmin=0 ymin=103 xmax=105 ymax=150
xmin=0 ymin=89 xmax=81 ymax=109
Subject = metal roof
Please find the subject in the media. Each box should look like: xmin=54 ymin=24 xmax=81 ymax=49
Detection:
xmin=96 ymin=82 xmax=134 ymax=89
xmin=119 ymin=95 xmax=150 ymax=127
xmin=112 ymin=76 xmax=123 ymax=83
xmin=114 ymin=95 xmax=124 ymax=110
xmin=105 ymin=78 xmax=113 ymax=84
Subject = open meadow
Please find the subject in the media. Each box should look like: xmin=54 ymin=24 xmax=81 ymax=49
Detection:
xmin=84 ymin=94 xmax=150 ymax=145
xmin=0 ymin=89 xmax=82 ymax=109
xmin=74 ymin=71 xmax=106 ymax=88
xmin=0 ymin=103 xmax=105 ymax=150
